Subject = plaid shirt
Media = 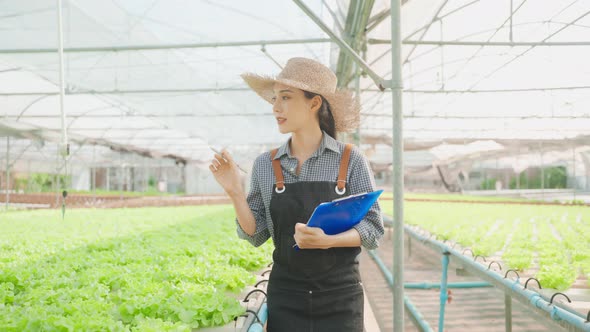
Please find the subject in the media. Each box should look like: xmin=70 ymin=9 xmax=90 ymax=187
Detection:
xmin=236 ymin=131 xmax=384 ymax=250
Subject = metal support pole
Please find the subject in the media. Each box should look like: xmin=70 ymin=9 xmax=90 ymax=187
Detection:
xmin=408 ymin=61 xmax=415 ymax=115
xmin=515 ymin=146 xmax=522 ymax=191
xmin=55 ymin=143 xmax=60 ymax=207
xmin=509 ymin=0 xmax=514 ymax=42
xmin=584 ymin=151 xmax=590 ymax=191
xmin=56 ymin=0 xmax=69 ymax=209
xmin=540 ymin=142 xmax=544 ymax=200
xmin=27 ymin=159 xmax=31 ymax=193
xmin=144 ymin=158 xmax=148 ymax=192
xmin=572 ymin=146 xmax=578 ymax=200
xmin=391 ymin=0 xmax=405 ymax=331
xmin=160 ymin=159 xmax=165 ymax=196
xmin=354 ymin=62 xmax=361 ymax=147
xmin=57 ymin=0 xmax=68 ymax=161
xmin=92 ymin=145 xmax=96 ymax=202
xmin=5 ymin=137 xmax=9 ymax=211
xmin=127 ymin=164 xmax=131 ymax=192
xmin=505 ymin=294 xmax=513 ymax=332
xmin=439 ymin=19 xmax=445 ymax=90
xmin=180 ymin=163 xmax=186 ymax=194
xmin=496 ymin=157 xmax=499 ymax=191
xmin=130 ymin=157 xmax=135 ymax=192
xmin=119 ymin=152 xmax=123 ymax=201
xmin=439 ymin=253 xmax=450 ymax=332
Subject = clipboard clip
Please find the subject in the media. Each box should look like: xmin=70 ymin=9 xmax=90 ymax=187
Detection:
xmin=332 ymin=191 xmax=368 ymax=203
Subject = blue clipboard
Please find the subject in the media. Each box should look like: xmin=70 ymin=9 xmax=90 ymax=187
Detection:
xmin=307 ymin=189 xmax=384 ymax=235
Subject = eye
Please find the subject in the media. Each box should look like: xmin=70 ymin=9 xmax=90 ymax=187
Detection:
xmin=271 ymin=96 xmax=277 ymax=103
xmin=282 ymin=96 xmax=290 ymax=101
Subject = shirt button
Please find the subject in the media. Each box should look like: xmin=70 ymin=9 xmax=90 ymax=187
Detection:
xmin=290 ymin=167 xmax=295 ymax=172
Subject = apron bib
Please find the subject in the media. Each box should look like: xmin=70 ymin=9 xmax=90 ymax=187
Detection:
xmin=266 ymin=144 xmax=364 ymax=332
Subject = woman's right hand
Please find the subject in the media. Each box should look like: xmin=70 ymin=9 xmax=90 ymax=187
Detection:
xmin=209 ymin=149 xmax=243 ymax=197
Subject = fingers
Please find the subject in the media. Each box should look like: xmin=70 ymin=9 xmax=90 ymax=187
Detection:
xmin=209 ymin=148 xmax=236 ymax=176
xmin=208 ymin=149 xmax=235 ymax=175
xmin=295 ymin=223 xmax=319 ymax=235
xmin=221 ymin=148 xmax=233 ymax=162
xmin=213 ymin=153 xmax=227 ymax=164
xmin=294 ymin=223 xmax=325 ymax=249
xmin=210 ymin=152 xmax=228 ymax=172
xmin=295 ymin=223 xmax=308 ymax=233
xmin=209 ymin=157 xmax=224 ymax=173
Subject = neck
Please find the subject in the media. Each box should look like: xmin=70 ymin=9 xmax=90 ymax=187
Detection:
xmin=290 ymin=126 xmax=323 ymax=159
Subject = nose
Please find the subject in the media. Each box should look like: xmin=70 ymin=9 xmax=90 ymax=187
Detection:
xmin=272 ymin=100 xmax=281 ymax=114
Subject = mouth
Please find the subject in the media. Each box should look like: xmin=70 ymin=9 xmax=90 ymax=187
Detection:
xmin=276 ymin=117 xmax=286 ymax=125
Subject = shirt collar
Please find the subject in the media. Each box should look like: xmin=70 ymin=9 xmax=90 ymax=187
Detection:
xmin=273 ymin=131 xmax=340 ymax=160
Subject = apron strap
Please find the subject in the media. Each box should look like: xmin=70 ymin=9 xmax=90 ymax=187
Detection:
xmin=336 ymin=143 xmax=353 ymax=192
xmin=270 ymin=149 xmax=285 ymax=192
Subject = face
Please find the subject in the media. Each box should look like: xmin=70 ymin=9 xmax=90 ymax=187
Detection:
xmin=271 ymin=83 xmax=322 ymax=134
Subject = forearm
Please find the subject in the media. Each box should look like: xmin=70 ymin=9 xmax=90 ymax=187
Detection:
xmin=326 ymin=228 xmax=362 ymax=248
xmin=228 ymin=190 xmax=257 ymax=236
xmin=296 ymin=224 xmax=362 ymax=249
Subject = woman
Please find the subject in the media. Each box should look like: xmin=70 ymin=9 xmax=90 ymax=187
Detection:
xmin=210 ymin=57 xmax=384 ymax=332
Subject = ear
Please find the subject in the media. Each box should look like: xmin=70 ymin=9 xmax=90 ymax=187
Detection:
xmin=309 ymin=95 xmax=322 ymax=113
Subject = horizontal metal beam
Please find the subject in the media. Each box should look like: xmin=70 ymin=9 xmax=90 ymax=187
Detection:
xmin=366 ymin=114 xmax=590 ymax=119
xmin=23 ymin=113 xmax=590 ymax=120
xmin=5 ymin=84 xmax=590 ymax=97
xmin=0 ymin=38 xmax=332 ymax=54
xmin=404 ymin=86 xmax=590 ymax=93
xmin=0 ymin=87 xmax=249 ymax=96
xmin=370 ymin=39 xmax=590 ymax=47
xmin=362 ymin=127 xmax=590 ymax=132
xmin=4 ymin=113 xmax=271 ymax=118
xmin=68 ymin=128 xmax=165 ymax=131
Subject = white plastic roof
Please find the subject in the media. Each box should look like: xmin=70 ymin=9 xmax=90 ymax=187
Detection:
xmin=1 ymin=0 xmax=590 ymax=169
xmin=365 ymin=0 xmax=590 ymax=141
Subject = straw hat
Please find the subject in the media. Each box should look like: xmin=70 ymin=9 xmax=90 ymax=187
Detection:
xmin=241 ymin=57 xmax=360 ymax=132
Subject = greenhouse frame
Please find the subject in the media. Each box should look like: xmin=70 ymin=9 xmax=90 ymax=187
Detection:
xmin=2 ymin=0 xmax=590 ymax=331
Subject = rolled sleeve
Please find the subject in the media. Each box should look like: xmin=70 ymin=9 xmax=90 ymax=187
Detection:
xmin=236 ymin=157 xmax=271 ymax=247
xmin=349 ymin=150 xmax=384 ymax=250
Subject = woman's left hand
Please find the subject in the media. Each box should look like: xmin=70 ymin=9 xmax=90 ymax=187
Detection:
xmin=294 ymin=223 xmax=332 ymax=249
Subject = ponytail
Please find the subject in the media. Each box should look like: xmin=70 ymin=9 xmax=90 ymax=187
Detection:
xmin=303 ymin=90 xmax=336 ymax=139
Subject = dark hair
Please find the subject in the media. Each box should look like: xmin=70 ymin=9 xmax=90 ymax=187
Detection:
xmin=303 ymin=90 xmax=336 ymax=139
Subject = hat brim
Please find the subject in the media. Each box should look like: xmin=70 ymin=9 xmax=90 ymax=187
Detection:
xmin=241 ymin=73 xmax=360 ymax=133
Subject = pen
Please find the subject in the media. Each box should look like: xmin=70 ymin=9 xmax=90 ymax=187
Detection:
xmin=209 ymin=146 xmax=248 ymax=174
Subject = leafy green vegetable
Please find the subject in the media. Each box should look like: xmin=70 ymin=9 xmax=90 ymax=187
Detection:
xmin=382 ymin=198 xmax=590 ymax=290
xmin=0 ymin=205 xmax=272 ymax=330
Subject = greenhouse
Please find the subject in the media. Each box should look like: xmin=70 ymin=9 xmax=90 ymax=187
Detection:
xmin=1 ymin=0 xmax=590 ymax=331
